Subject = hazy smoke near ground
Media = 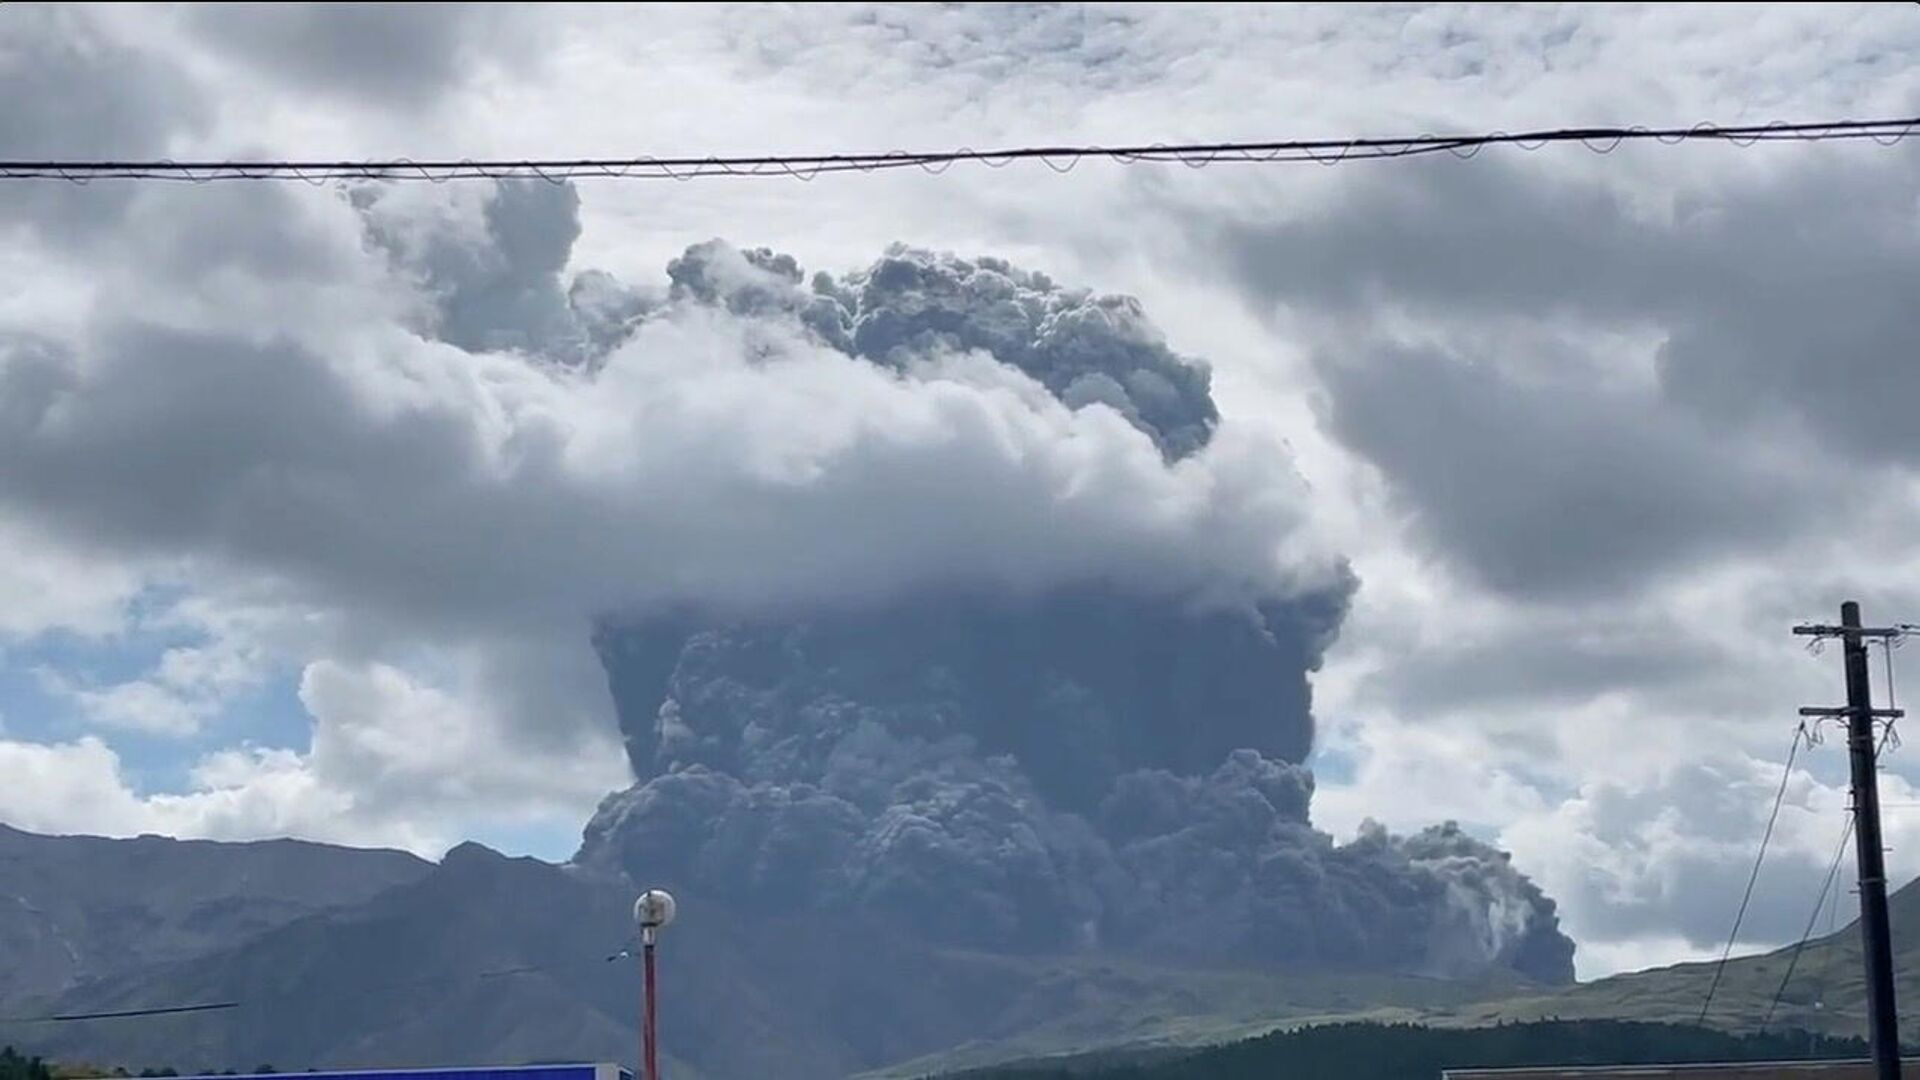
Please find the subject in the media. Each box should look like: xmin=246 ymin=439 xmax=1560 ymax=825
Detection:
xmin=557 ymin=230 xmax=1576 ymax=982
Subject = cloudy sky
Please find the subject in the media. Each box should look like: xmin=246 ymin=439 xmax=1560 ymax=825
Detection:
xmin=6 ymin=2 xmax=1920 ymax=981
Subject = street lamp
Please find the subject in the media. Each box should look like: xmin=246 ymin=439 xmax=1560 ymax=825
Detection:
xmin=633 ymin=890 xmax=675 ymax=1080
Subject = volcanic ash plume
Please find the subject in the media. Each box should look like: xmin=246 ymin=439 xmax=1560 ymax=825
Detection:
xmin=554 ymin=234 xmax=1575 ymax=983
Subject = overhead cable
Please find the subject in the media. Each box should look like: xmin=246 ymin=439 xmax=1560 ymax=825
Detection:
xmin=1698 ymin=722 xmax=1807 ymax=1024
xmin=3 ymin=116 xmax=1915 ymax=184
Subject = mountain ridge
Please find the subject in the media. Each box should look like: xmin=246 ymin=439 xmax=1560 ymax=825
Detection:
xmin=0 ymin=825 xmax=1546 ymax=1079
xmin=0 ymin=823 xmax=430 ymax=1009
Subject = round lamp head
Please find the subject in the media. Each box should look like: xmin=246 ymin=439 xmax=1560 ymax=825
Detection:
xmin=634 ymin=888 xmax=677 ymax=930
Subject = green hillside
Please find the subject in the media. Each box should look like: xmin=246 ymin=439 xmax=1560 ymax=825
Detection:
xmin=1419 ymin=874 xmax=1920 ymax=1040
xmin=914 ymin=874 xmax=1920 ymax=1077
xmin=860 ymin=964 xmax=1528 ymax=1078
xmin=936 ymin=1020 xmax=1869 ymax=1080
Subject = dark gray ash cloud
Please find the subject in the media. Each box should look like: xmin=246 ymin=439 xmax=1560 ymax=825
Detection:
xmin=662 ymin=238 xmax=1221 ymax=461
xmin=579 ymin=525 xmax=1570 ymax=983
xmin=574 ymin=237 xmax=1573 ymax=982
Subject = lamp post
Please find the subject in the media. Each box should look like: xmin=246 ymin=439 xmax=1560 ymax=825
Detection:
xmin=633 ymin=889 xmax=676 ymax=1080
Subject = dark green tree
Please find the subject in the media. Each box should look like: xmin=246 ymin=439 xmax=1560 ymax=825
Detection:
xmin=0 ymin=1047 xmax=53 ymax=1080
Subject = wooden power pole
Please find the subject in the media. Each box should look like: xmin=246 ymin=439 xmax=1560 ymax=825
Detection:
xmin=1796 ymin=601 xmax=1906 ymax=1080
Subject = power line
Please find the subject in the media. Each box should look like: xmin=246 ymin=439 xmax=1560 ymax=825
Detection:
xmin=0 ymin=950 xmax=634 ymax=1026
xmin=1809 ymin=837 xmax=1848 ymax=1035
xmin=4 ymin=1001 xmax=242 ymax=1024
xmin=1764 ymin=812 xmax=1856 ymax=1032
xmin=3 ymin=116 xmax=1916 ymax=184
xmin=1699 ymin=722 xmax=1806 ymax=1024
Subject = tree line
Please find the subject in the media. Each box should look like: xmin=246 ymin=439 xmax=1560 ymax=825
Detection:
xmin=946 ymin=1019 xmax=1871 ymax=1079
xmin=1 ymin=1050 xmax=278 ymax=1080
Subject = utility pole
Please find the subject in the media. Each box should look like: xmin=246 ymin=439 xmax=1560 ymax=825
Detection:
xmin=1795 ymin=602 xmax=1906 ymax=1080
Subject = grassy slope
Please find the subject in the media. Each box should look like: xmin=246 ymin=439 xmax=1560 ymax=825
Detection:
xmin=860 ymin=961 xmax=1532 ymax=1078
xmin=906 ymin=876 xmax=1920 ymax=1078
xmin=1414 ymin=876 xmax=1920 ymax=1040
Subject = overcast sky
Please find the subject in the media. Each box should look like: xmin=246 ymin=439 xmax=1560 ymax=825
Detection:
xmin=6 ymin=2 xmax=1920 ymax=981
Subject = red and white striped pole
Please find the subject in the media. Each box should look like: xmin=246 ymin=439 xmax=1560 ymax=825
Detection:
xmin=634 ymin=890 xmax=675 ymax=1080
xmin=642 ymin=929 xmax=658 ymax=1080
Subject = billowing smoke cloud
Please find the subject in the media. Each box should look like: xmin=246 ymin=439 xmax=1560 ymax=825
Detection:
xmin=578 ymin=597 xmax=1572 ymax=980
xmin=352 ymin=182 xmax=655 ymax=366
xmin=654 ymin=239 xmax=1221 ymax=461
xmin=565 ymin=231 xmax=1575 ymax=982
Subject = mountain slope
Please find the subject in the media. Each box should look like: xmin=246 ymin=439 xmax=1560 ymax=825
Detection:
xmin=2 ymin=841 xmax=1040 ymax=1078
xmin=0 ymin=831 xmax=1544 ymax=1080
xmin=1409 ymin=872 xmax=1920 ymax=1040
xmin=858 ymin=965 xmax=1529 ymax=1079
xmin=0 ymin=824 xmax=429 ymax=1007
xmin=897 ymin=873 xmax=1920 ymax=1076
